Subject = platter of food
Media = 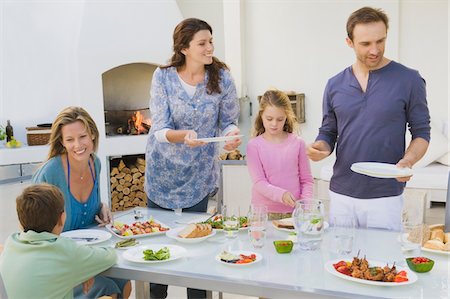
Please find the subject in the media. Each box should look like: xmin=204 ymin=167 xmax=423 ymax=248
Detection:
xmin=407 ymin=224 xmax=450 ymax=255
xmin=166 ymin=224 xmax=216 ymax=243
xmin=193 ymin=134 xmax=243 ymax=143
xmin=325 ymin=257 xmax=417 ymax=286
xmin=107 ymin=217 xmax=170 ymax=239
xmin=215 ymin=250 xmax=262 ymax=267
xmin=200 ymin=214 xmax=248 ymax=231
xmin=61 ymin=229 xmax=112 ymax=245
xmin=350 ymin=162 xmax=413 ymax=179
xmin=122 ymin=244 xmax=187 ymax=264
xmin=271 ymin=218 xmax=329 ymax=232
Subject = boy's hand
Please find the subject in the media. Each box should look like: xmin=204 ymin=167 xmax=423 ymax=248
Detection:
xmin=82 ymin=277 xmax=94 ymax=294
xmin=95 ymin=204 xmax=112 ymax=226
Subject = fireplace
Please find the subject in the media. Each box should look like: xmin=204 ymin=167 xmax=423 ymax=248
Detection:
xmin=102 ymin=62 xmax=157 ymax=137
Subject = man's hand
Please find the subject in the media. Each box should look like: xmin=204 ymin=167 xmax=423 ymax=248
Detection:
xmin=95 ymin=204 xmax=112 ymax=226
xmin=307 ymin=141 xmax=331 ymax=161
xmin=223 ymin=129 xmax=242 ymax=151
xmin=82 ymin=277 xmax=94 ymax=295
xmin=281 ymin=192 xmax=296 ymax=208
xmin=395 ymin=158 xmax=413 ymax=182
xmin=184 ymin=130 xmax=206 ymax=148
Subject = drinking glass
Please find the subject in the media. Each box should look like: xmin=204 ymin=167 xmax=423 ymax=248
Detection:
xmin=400 ymin=212 xmax=423 ymax=257
xmin=248 ymin=205 xmax=268 ymax=249
xmin=222 ymin=205 xmax=240 ymax=239
xmin=331 ymin=214 xmax=355 ymax=255
xmin=292 ymin=200 xmax=325 ymax=250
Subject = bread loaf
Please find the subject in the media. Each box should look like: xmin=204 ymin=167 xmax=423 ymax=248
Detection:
xmin=444 ymin=232 xmax=450 ymax=244
xmin=423 ymin=239 xmax=445 ymax=251
xmin=430 ymin=229 xmax=445 ymax=242
xmin=444 ymin=242 xmax=450 ymax=251
xmin=178 ymin=223 xmax=212 ymax=238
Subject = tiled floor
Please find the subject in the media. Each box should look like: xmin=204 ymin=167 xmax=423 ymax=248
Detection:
xmin=0 ymin=181 xmax=447 ymax=299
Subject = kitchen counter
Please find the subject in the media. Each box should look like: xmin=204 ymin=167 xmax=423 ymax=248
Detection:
xmin=0 ymin=145 xmax=48 ymax=166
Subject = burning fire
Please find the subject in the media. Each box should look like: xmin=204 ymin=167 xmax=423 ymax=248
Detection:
xmin=129 ymin=111 xmax=151 ymax=135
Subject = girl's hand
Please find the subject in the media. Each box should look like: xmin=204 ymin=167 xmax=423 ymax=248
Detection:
xmin=184 ymin=130 xmax=206 ymax=148
xmin=95 ymin=203 xmax=112 ymax=226
xmin=281 ymin=192 xmax=296 ymax=207
xmin=223 ymin=129 xmax=242 ymax=151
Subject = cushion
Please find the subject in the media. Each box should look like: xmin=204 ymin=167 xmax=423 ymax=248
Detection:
xmin=409 ymin=123 xmax=449 ymax=169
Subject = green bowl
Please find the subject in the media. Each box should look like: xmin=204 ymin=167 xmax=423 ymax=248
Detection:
xmin=406 ymin=257 xmax=434 ymax=273
xmin=273 ymin=240 xmax=293 ymax=253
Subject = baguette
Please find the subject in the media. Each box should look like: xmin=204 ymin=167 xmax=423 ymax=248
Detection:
xmin=178 ymin=223 xmax=212 ymax=238
xmin=178 ymin=223 xmax=197 ymax=238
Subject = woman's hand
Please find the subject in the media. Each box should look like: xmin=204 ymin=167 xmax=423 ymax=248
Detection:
xmin=95 ymin=203 xmax=112 ymax=226
xmin=184 ymin=130 xmax=207 ymax=148
xmin=223 ymin=129 xmax=241 ymax=151
xmin=281 ymin=192 xmax=296 ymax=208
xmin=82 ymin=277 xmax=94 ymax=295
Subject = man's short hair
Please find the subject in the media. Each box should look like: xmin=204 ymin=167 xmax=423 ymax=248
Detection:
xmin=16 ymin=184 xmax=65 ymax=233
xmin=346 ymin=7 xmax=389 ymax=41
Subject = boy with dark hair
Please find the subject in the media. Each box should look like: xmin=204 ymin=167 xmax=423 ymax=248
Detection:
xmin=0 ymin=184 xmax=117 ymax=299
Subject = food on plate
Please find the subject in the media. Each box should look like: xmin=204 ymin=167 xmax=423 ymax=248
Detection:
xmin=201 ymin=214 xmax=248 ymax=229
xmin=111 ymin=218 xmax=169 ymax=237
xmin=272 ymin=218 xmax=294 ymax=230
xmin=178 ymin=223 xmax=212 ymax=238
xmin=219 ymin=251 xmax=257 ymax=264
xmin=405 ymin=257 xmax=434 ymax=273
xmin=115 ymin=238 xmax=138 ymax=248
xmin=332 ymin=255 xmax=408 ymax=283
xmin=273 ymin=240 xmax=293 ymax=253
xmin=143 ymin=247 xmax=170 ymax=261
xmin=414 ymin=223 xmax=450 ymax=252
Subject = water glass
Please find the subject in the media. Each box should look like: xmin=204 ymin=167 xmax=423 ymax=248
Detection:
xmin=400 ymin=204 xmax=423 ymax=257
xmin=222 ymin=205 xmax=240 ymax=239
xmin=292 ymin=200 xmax=325 ymax=250
xmin=248 ymin=205 xmax=268 ymax=248
xmin=331 ymin=214 xmax=355 ymax=255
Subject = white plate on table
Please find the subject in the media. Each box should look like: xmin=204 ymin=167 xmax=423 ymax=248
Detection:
xmin=193 ymin=134 xmax=243 ymax=143
xmin=166 ymin=226 xmax=217 ymax=243
xmin=351 ymin=162 xmax=413 ymax=179
xmin=421 ymin=247 xmax=450 ymax=255
xmin=272 ymin=218 xmax=329 ymax=232
xmin=215 ymin=250 xmax=263 ymax=267
xmin=107 ymin=218 xmax=170 ymax=239
xmin=122 ymin=244 xmax=187 ymax=264
xmin=61 ymin=229 xmax=112 ymax=245
xmin=325 ymin=259 xmax=417 ymax=286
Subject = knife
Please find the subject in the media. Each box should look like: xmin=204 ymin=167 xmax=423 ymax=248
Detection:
xmin=69 ymin=237 xmax=99 ymax=242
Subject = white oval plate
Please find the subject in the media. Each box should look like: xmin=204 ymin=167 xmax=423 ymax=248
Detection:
xmin=166 ymin=226 xmax=216 ymax=243
xmin=122 ymin=244 xmax=187 ymax=264
xmin=215 ymin=250 xmax=263 ymax=267
xmin=351 ymin=162 xmax=413 ymax=178
xmin=272 ymin=218 xmax=329 ymax=232
xmin=421 ymin=247 xmax=450 ymax=255
xmin=193 ymin=134 xmax=243 ymax=143
xmin=61 ymin=229 xmax=112 ymax=245
xmin=325 ymin=259 xmax=417 ymax=286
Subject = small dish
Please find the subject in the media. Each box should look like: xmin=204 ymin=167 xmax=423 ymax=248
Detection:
xmin=273 ymin=240 xmax=293 ymax=253
xmin=405 ymin=257 xmax=434 ymax=273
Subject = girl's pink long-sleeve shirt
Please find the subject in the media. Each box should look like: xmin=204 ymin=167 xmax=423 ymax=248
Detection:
xmin=246 ymin=133 xmax=314 ymax=213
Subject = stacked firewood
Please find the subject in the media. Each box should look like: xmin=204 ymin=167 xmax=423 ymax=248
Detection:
xmin=110 ymin=157 xmax=147 ymax=211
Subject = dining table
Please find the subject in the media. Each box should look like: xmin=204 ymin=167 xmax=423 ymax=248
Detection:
xmin=98 ymin=207 xmax=450 ymax=299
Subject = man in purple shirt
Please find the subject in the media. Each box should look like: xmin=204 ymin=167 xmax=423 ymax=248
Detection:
xmin=307 ymin=7 xmax=430 ymax=231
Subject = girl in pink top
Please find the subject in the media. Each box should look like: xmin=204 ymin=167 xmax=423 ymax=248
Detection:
xmin=247 ymin=90 xmax=313 ymax=216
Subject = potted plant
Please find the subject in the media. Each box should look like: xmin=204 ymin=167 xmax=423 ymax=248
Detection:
xmin=0 ymin=125 xmax=6 ymax=141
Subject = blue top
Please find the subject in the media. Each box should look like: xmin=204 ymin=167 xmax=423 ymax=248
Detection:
xmin=145 ymin=67 xmax=239 ymax=209
xmin=32 ymin=155 xmax=102 ymax=231
xmin=317 ymin=61 xmax=430 ymax=199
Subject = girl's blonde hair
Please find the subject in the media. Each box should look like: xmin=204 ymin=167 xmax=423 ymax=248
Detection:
xmin=47 ymin=106 xmax=99 ymax=160
xmin=252 ymin=90 xmax=298 ymax=137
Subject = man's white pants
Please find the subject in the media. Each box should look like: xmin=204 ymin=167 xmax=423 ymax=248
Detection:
xmin=329 ymin=190 xmax=403 ymax=231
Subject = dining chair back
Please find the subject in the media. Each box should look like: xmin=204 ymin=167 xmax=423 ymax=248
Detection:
xmin=444 ymin=171 xmax=450 ymax=232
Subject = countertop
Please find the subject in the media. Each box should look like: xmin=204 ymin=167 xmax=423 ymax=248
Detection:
xmin=0 ymin=144 xmax=48 ymax=166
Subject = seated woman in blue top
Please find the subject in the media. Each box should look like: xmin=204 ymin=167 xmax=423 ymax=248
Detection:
xmin=32 ymin=106 xmax=131 ymax=299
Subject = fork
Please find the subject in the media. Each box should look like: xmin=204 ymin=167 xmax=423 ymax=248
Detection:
xmin=70 ymin=237 xmax=99 ymax=242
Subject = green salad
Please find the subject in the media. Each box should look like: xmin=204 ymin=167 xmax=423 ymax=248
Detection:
xmin=143 ymin=247 xmax=170 ymax=261
xmin=202 ymin=215 xmax=248 ymax=229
